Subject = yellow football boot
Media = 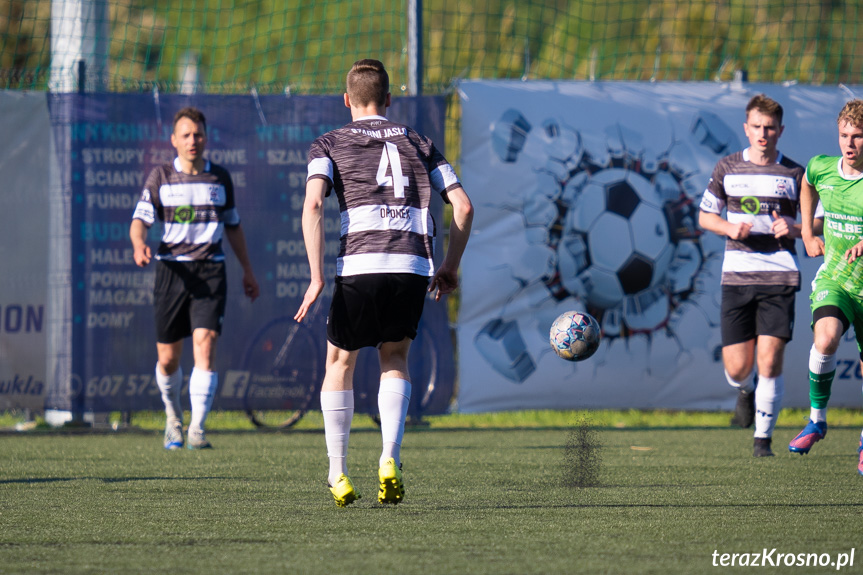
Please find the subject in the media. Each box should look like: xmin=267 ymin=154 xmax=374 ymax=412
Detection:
xmin=329 ymin=474 xmax=361 ymax=507
xmin=377 ymin=458 xmax=405 ymax=504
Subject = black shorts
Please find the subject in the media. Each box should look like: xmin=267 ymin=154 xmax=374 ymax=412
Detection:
xmin=327 ymin=273 xmax=429 ymax=351
xmin=720 ymin=284 xmax=797 ymax=347
xmin=154 ymin=260 xmax=227 ymax=344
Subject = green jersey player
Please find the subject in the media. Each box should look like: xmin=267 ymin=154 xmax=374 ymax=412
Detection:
xmin=789 ymin=99 xmax=863 ymax=476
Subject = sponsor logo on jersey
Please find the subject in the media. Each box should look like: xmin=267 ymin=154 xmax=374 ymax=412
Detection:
xmin=174 ymin=205 xmax=195 ymax=224
xmin=141 ymin=189 xmax=151 ymax=202
xmin=740 ymin=196 xmax=761 ymax=215
xmin=826 ymin=220 xmax=863 ymax=234
xmin=815 ymin=289 xmax=829 ymax=302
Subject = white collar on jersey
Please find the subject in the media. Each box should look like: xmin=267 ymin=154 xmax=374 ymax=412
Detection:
xmin=173 ymin=156 xmax=211 ymax=173
xmin=743 ymin=147 xmax=784 ymax=164
xmin=354 ymin=115 xmax=388 ymax=122
xmin=836 ymin=156 xmax=863 ymax=180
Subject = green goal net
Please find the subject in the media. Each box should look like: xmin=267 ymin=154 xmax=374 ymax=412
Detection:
xmin=2 ymin=0 xmax=863 ymax=93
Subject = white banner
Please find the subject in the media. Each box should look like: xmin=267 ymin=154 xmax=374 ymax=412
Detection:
xmin=0 ymin=92 xmax=50 ymax=410
xmin=457 ymin=80 xmax=863 ymax=412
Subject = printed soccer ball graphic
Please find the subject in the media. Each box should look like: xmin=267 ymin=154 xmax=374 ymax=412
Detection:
xmin=558 ymin=168 xmax=673 ymax=310
xmin=473 ymin=107 xmax=733 ymax=383
xmin=492 ymin=112 xmax=710 ymax=339
xmin=549 ymin=311 xmax=601 ymax=361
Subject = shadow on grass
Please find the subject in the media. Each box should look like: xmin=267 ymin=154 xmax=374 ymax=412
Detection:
xmin=3 ymin=423 xmax=863 ymax=436
xmin=0 ymin=476 xmax=231 ymax=485
xmin=463 ymin=501 xmax=863 ymax=510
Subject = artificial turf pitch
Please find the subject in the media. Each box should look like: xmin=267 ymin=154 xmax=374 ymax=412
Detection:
xmin=1 ymin=421 xmax=861 ymax=574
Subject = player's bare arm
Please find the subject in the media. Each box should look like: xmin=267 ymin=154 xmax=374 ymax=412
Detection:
xmin=800 ymin=178 xmax=824 ymax=257
xmin=698 ymin=210 xmax=752 ymax=240
xmin=224 ymin=223 xmax=260 ymax=302
xmin=430 ymin=185 xmax=474 ymax=301
xmin=129 ymin=219 xmax=152 ymax=267
xmin=813 ymin=216 xmax=824 ymax=236
xmin=295 ymin=178 xmax=328 ymax=322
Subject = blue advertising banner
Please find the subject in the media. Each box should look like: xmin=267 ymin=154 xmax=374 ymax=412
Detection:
xmin=46 ymin=93 xmax=454 ymax=416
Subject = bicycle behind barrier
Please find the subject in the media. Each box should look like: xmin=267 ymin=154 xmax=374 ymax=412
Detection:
xmin=239 ymin=298 xmax=452 ymax=428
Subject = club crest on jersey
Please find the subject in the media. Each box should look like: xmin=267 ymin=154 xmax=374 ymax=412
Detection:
xmin=774 ymin=179 xmax=789 ymax=196
xmin=208 ymin=185 xmax=222 ymax=203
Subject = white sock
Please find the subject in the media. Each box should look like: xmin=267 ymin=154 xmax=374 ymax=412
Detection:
xmin=725 ymin=369 xmax=754 ymax=393
xmin=378 ymin=378 xmax=411 ymax=468
xmin=809 ymin=345 xmax=837 ymax=374
xmin=189 ymin=368 xmax=217 ymax=432
xmin=155 ymin=363 xmax=183 ymax=423
xmin=811 ymin=408 xmax=827 ymax=423
xmin=754 ymin=375 xmax=783 ymax=439
xmin=321 ymin=390 xmax=354 ymax=486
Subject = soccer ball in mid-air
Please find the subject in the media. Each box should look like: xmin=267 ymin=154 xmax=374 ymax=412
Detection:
xmin=549 ymin=311 xmax=601 ymax=362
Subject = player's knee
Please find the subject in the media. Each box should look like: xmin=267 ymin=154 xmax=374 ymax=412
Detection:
xmin=725 ymin=368 xmax=749 ymax=384
xmin=157 ymin=346 xmax=182 ymax=374
xmin=756 ymin=353 xmax=784 ymax=378
xmin=158 ymin=358 xmax=181 ymax=375
xmin=812 ymin=331 xmax=841 ymax=355
xmin=722 ymin=356 xmax=753 ymax=382
xmin=325 ymin=345 xmax=357 ymax=373
xmin=379 ymin=337 xmax=410 ymax=356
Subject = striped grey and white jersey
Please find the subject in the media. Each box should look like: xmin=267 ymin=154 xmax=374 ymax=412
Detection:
xmin=307 ymin=115 xmax=461 ymax=277
xmin=132 ymin=157 xmax=240 ymax=261
xmin=699 ymin=148 xmax=804 ymax=287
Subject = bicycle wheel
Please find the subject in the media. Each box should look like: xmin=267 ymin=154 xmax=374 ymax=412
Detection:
xmin=241 ymin=316 xmax=324 ymax=429
xmin=367 ymin=325 xmax=443 ymax=427
xmin=408 ymin=325 xmax=441 ymax=419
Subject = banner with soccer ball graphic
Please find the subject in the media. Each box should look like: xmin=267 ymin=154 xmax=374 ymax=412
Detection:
xmin=457 ymin=80 xmax=863 ymax=412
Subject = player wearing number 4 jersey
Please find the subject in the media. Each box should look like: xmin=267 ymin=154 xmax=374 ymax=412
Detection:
xmin=791 ymin=100 xmax=863 ymax=476
xmin=297 ymin=59 xmax=473 ymax=506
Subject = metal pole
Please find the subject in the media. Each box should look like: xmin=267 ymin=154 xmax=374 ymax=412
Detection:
xmin=77 ymin=59 xmax=86 ymax=93
xmin=50 ymin=0 xmax=109 ymax=92
xmin=408 ymin=0 xmax=423 ymax=96
xmin=46 ymin=0 xmax=108 ymax=426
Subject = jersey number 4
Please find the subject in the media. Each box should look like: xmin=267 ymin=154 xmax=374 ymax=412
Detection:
xmin=376 ymin=142 xmax=409 ymax=198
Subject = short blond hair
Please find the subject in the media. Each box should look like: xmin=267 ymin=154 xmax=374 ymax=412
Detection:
xmin=346 ymin=59 xmax=389 ymax=107
xmin=838 ymin=100 xmax=863 ymax=130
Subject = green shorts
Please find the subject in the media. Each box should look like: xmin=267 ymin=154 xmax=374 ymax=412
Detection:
xmin=810 ymin=275 xmax=863 ymax=351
